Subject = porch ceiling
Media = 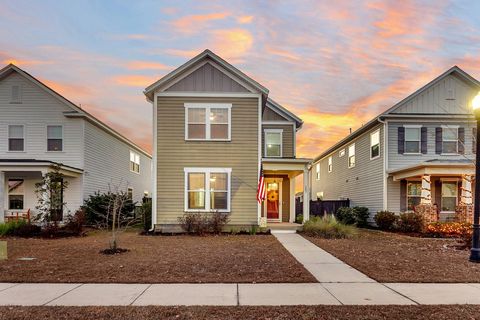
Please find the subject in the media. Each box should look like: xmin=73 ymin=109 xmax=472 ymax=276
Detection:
xmin=0 ymin=160 xmax=83 ymax=178
xmin=389 ymin=162 xmax=475 ymax=181
xmin=262 ymin=158 xmax=311 ymax=176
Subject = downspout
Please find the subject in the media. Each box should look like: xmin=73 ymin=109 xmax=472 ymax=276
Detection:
xmin=377 ymin=116 xmax=388 ymax=211
xmin=149 ymin=93 xmax=158 ymax=232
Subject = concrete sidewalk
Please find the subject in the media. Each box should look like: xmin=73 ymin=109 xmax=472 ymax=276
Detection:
xmin=3 ymin=282 xmax=480 ymax=306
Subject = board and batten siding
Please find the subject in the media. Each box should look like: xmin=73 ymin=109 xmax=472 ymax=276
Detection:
xmin=156 ymin=96 xmax=259 ymax=226
xmin=0 ymin=72 xmax=84 ymax=169
xmin=262 ymin=124 xmax=295 ymax=158
xmin=389 ymin=73 xmax=478 ymax=115
xmin=165 ymin=62 xmax=249 ymax=93
xmin=83 ymin=121 xmax=152 ymax=204
xmin=311 ymin=124 xmax=385 ymax=218
xmin=387 ymin=121 xmax=476 ymax=171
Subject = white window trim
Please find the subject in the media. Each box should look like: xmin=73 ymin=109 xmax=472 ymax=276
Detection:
xmin=184 ymin=167 xmax=232 ymax=213
xmin=348 ymin=143 xmax=355 ymax=168
xmin=315 ymin=163 xmax=320 ymax=180
xmin=184 ymin=103 xmax=232 ymax=141
xmin=440 ymin=179 xmax=459 ymax=213
xmin=441 ymin=125 xmax=459 ymax=155
xmin=403 ymin=125 xmax=422 ymax=155
xmin=339 ymin=149 xmax=345 ymax=157
xmin=327 ymin=156 xmax=333 ymax=173
xmin=370 ymin=129 xmax=380 ymax=160
xmin=129 ymin=151 xmax=141 ymax=174
xmin=46 ymin=124 xmax=64 ymax=152
xmin=7 ymin=124 xmax=25 ymax=152
xmin=264 ymin=128 xmax=283 ymax=158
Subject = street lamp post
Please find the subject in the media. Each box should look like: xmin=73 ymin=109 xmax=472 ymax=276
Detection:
xmin=470 ymin=92 xmax=480 ymax=262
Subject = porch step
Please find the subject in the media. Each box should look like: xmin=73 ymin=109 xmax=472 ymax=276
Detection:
xmin=268 ymin=222 xmax=302 ymax=234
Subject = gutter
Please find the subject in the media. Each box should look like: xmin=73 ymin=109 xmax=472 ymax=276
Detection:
xmin=377 ymin=116 xmax=388 ymax=211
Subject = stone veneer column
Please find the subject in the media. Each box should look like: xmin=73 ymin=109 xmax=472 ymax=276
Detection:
xmin=420 ymin=175 xmax=432 ymax=205
xmin=461 ymin=174 xmax=473 ymax=205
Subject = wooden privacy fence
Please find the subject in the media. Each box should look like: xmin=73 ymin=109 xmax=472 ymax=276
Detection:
xmin=295 ymin=199 xmax=350 ymax=216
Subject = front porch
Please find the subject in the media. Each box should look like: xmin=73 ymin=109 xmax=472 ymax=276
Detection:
xmin=261 ymin=158 xmax=311 ymax=230
xmin=0 ymin=160 xmax=83 ymax=222
xmin=388 ymin=160 xmax=475 ymax=223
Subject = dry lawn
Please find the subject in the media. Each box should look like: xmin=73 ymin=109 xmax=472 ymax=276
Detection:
xmin=0 ymin=230 xmax=315 ymax=283
xmin=304 ymin=229 xmax=480 ymax=282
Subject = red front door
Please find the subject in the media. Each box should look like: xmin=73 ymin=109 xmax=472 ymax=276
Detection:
xmin=266 ymin=181 xmax=280 ymax=220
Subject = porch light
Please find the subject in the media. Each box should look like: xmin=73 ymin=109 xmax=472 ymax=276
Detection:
xmin=470 ymin=91 xmax=480 ymax=262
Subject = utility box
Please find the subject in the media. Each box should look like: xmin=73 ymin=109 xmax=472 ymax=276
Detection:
xmin=0 ymin=241 xmax=6 ymax=260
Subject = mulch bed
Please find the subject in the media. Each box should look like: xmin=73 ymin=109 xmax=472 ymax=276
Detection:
xmin=1 ymin=306 xmax=480 ymax=320
xmin=0 ymin=230 xmax=315 ymax=283
xmin=304 ymin=229 xmax=480 ymax=283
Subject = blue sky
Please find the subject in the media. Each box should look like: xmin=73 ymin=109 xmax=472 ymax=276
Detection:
xmin=1 ymin=0 xmax=480 ymax=156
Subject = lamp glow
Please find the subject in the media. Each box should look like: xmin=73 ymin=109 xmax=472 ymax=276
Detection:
xmin=473 ymin=92 xmax=480 ymax=111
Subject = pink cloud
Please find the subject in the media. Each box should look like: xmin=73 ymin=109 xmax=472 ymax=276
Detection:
xmin=171 ymin=12 xmax=230 ymax=34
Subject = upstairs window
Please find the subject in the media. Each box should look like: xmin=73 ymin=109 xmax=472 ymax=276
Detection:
xmin=47 ymin=125 xmax=63 ymax=151
xmin=265 ymin=129 xmax=282 ymax=157
xmin=130 ymin=151 xmax=140 ymax=173
xmin=339 ymin=149 xmax=345 ymax=157
xmin=10 ymin=85 xmax=22 ymax=103
xmin=316 ymin=163 xmax=320 ymax=180
xmin=442 ymin=127 xmax=458 ymax=154
xmin=348 ymin=143 xmax=355 ymax=168
xmin=8 ymin=125 xmax=24 ymax=151
xmin=405 ymin=126 xmax=421 ymax=153
xmin=370 ymin=130 xmax=380 ymax=159
xmin=185 ymin=104 xmax=231 ymax=140
xmin=328 ymin=156 xmax=332 ymax=173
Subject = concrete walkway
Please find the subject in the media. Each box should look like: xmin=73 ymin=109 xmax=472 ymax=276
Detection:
xmin=1 ymin=234 xmax=480 ymax=306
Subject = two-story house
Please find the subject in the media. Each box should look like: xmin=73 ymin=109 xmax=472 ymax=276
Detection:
xmin=144 ymin=50 xmax=311 ymax=232
xmin=310 ymin=66 xmax=479 ymax=222
xmin=0 ymin=64 xmax=152 ymax=222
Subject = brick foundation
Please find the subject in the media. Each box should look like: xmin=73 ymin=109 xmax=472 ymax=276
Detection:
xmin=455 ymin=205 xmax=474 ymax=224
xmin=415 ymin=204 xmax=438 ymax=224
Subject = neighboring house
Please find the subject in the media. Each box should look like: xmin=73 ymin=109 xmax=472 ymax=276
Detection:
xmin=0 ymin=64 xmax=152 ymax=222
xmin=144 ymin=49 xmax=311 ymax=232
xmin=310 ymin=66 xmax=479 ymax=221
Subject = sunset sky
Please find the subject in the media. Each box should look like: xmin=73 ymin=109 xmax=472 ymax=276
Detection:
xmin=1 ymin=0 xmax=480 ymax=158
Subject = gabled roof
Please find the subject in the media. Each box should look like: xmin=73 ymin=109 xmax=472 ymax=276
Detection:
xmin=144 ymin=49 xmax=269 ymax=101
xmin=312 ymin=66 xmax=480 ymax=163
xmin=0 ymin=64 xmax=151 ymax=158
xmin=266 ymin=98 xmax=304 ymax=129
xmin=384 ymin=65 xmax=480 ymax=115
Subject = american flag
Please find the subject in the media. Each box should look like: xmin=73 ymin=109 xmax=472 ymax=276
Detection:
xmin=256 ymin=164 xmax=266 ymax=203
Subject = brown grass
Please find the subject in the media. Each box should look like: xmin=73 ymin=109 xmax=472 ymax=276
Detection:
xmin=1 ymin=306 xmax=480 ymax=320
xmin=0 ymin=230 xmax=315 ymax=283
xmin=304 ymin=229 xmax=480 ymax=282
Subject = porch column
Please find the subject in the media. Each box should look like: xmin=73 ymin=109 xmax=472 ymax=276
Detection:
xmin=0 ymin=171 xmax=4 ymax=223
xmin=420 ymin=175 xmax=432 ymax=205
xmin=290 ymin=177 xmax=295 ymax=223
xmin=461 ymin=174 xmax=473 ymax=205
xmin=303 ymin=166 xmax=310 ymax=223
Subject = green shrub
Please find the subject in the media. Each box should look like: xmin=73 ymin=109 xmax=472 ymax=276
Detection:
xmin=398 ymin=212 xmax=424 ymax=233
xmin=0 ymin=220 xmax=41 ymax=237
xmin=139 ymin=199 xmax=152 ymax=232
xmin=295 ymin=214 xmax=303 ymax=224
xmin=353 ymin=206 xmax=370 ymax=228
xmin=0 ymin=220 xmax=26 ymax=236
xmin=374 ymin=211 xmax=397 ymax=230
xmin=336 ymin=207 xmax=356 ymax=225
xmin=82 ymin=191 xmax=136 ymax=228
xmin=303 ymin=215 xmax=357 ymax=239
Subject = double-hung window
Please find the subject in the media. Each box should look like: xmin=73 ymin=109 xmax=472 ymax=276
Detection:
xmin=8 ymin=125 xmax=24 ymax=151
xmin=406 ymin=181 xmax=421 ymax=211
xmin=264 ymin=129 xmax=282 ymax=157
xmin=130 ymin=151 xmax=140 ymax=173
xmin=348 ymin=144 xmax=355 ymax=168
xmin=185 ymin=168 xmax=231 ymax=212
xmin=404 ymin=126 xmax=421 ymax=153
xmin=315 ymin=163 xmax=320 ymax=180
xmin=441 ymin=181 xmax=458 ymax=212
xmin=442 ymin=127 xmax=458 ymax=154
xmin=327 ymin=156 xmax=332 ymax=173
xmin=47 ymin=125 xmax=63 ymax=151
xmin=339 ymin=149 xmax=345 ymax=157
xmin=8 ymin=179 xmax=24 ymax=210
xmin=185 ymin=103 xmax=231 ymax=140
xmin=370 ymin=130 xmax=380 ymax=159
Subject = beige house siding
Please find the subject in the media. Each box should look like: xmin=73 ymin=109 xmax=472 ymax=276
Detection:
xmin=165 ymin=62 xmax=249 ymax=93
xmin=262 ymin=124 xmax=295 ymax=158
xmin=156 ymin=96 xmax=259 ymax=226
